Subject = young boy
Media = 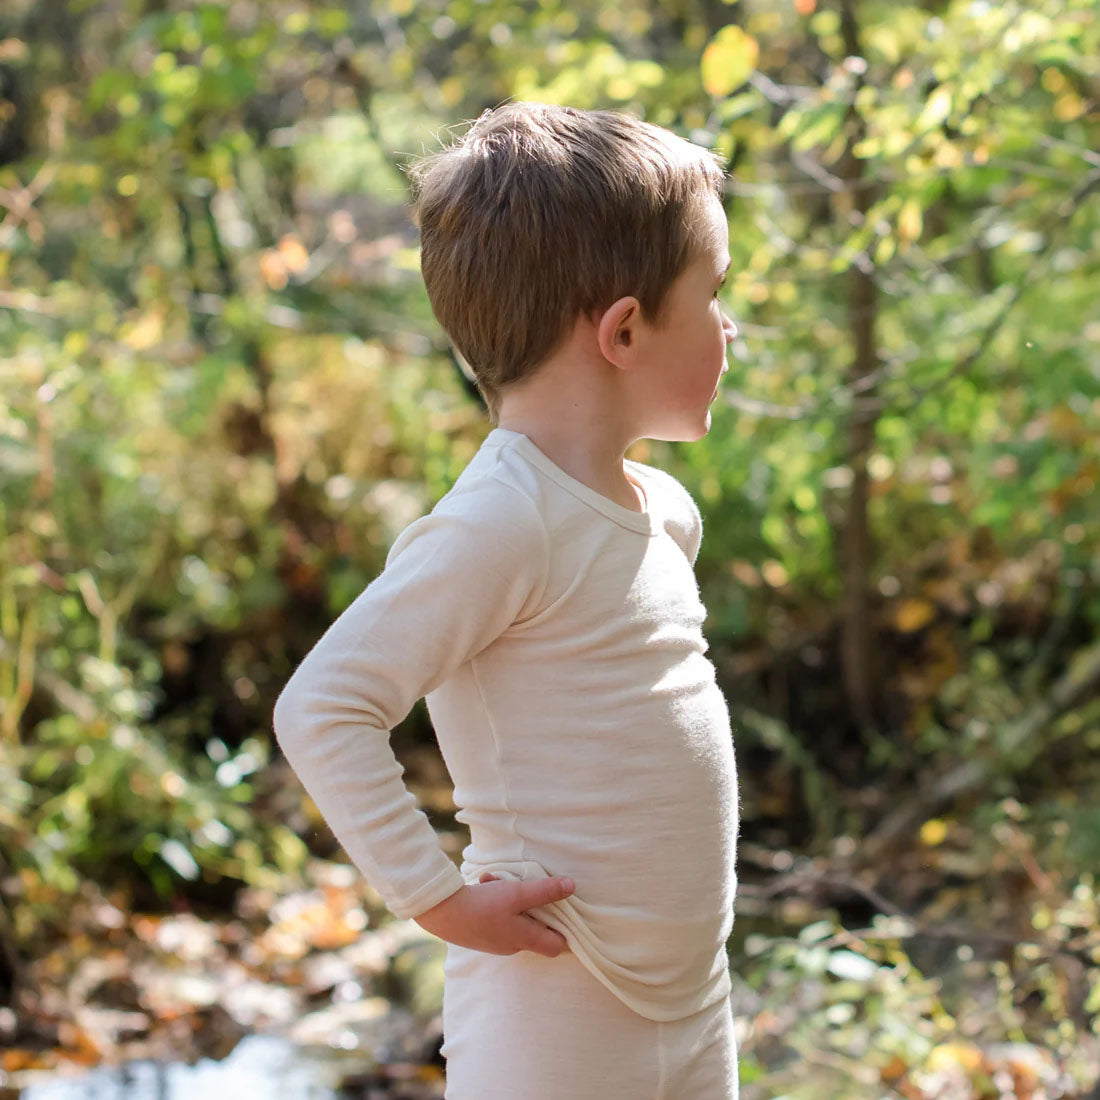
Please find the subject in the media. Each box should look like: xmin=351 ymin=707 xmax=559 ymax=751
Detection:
xmin=273 ymin=102 xmax=741 ymax=1098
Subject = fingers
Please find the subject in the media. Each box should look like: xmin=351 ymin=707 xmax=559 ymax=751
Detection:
xmin=514 ymin=875 xmax=575 ymax=911
xmin=478 ymin=872 xmax=499 ymax=883
xmin=519 ymin=916 xmax=569 ymax=958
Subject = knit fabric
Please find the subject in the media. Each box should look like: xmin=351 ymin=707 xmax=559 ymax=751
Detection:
xmin=272 ymin=428 xmax=740 ymax=1021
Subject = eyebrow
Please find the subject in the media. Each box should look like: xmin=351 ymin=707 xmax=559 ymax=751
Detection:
xmin=717 ymin=259 xmax=731 ymax=280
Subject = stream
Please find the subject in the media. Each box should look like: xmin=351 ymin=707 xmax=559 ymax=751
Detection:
xmin=9 ymin=1033 xmax=432 ymax=1100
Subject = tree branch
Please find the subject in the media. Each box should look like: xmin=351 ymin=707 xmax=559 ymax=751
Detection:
xmin=865 ymin=638 xmax=1100 ymax=855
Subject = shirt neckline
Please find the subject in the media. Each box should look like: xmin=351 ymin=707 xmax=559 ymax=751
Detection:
xmin=487 ymin=428 xmax=658 ymax=536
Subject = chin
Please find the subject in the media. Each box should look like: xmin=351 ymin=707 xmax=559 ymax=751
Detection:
xmin=686 ymin=408 xmax=714 ymax=440
xmin=650 ymin=416 xmax=711 ymax=443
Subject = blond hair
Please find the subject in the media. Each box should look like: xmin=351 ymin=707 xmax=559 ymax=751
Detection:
xmin=405 ymin=102 xmax=727 ymax=419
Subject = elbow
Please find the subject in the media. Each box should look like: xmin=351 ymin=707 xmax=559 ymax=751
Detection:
xmin=271 ymin=678 xmax=309 ymax=753
xmin=271 ymin=662 xmax=394 ymax=756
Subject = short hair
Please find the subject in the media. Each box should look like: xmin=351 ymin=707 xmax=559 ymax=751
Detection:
xmin=404 ymin=102 xmax=727 ymax=419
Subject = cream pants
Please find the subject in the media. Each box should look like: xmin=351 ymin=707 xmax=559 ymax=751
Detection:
xmin=441 ymin=943 xmax=739 ymax=1099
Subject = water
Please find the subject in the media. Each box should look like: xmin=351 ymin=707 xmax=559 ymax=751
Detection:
xmin=13 ymin=1035 xmax=366 ymax=1100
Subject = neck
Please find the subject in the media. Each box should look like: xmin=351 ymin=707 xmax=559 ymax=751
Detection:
xmin=496 ymin=369 xmax=644 ymax=512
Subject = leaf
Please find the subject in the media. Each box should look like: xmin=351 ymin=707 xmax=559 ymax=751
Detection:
xmin=702 ymin=26 xmax=759 ymax=97
xmin=277 ymin=234 xmax=309 ymax=274
xmin=159 ymin=838 xmax=200 ymax=880
xmin=892 ymin=597 xmax=936 ymax=633
xmin=790 ymin=105 xmax=844 ymax=152
xmin=798 ymin=919 xmax=835 ymax=943
xmin=927 ymin=1042 xmax=983 ymax=1074
xmin=826 ymin=950 xmax=877 ymax=981
xmin=919 ymin=85 xmax=953 ymax=129
xmin=898 ymin=197 xmax=923 ymax=243
xmin=121 ymin=309 xmax=164 ymax=350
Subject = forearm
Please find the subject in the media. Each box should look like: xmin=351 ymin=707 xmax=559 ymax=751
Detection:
xmin=273 ymin=685 xmax=465 ymax=919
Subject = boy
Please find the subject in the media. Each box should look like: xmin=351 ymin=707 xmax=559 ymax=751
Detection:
xmin=273 ymin=102 xmax=741 ymax=1098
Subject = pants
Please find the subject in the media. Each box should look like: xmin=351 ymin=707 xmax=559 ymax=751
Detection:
xmin=441 ymin=943 xmax=739 ymax=1099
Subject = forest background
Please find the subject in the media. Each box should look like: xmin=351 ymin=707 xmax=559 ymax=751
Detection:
xmin=1 ymin=0 xmax=1099 ymax=1097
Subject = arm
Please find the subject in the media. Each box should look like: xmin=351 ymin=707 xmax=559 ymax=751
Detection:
xmin=271 ymin=478 xmax=574 ymax=953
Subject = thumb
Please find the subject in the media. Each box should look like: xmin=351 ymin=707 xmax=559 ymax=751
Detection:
xmin=515 ymin=876 xmax=575 ymax=911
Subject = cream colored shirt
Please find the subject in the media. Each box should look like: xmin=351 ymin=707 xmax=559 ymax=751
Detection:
xmin=272 ymin=428 xmax=740 ymax=1021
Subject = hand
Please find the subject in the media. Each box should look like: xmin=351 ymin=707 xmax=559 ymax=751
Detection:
xmin=413 ymin=873 xmax=575 ymax=958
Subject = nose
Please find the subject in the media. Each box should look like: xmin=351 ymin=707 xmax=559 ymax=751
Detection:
xmin=723 ymin=311 xmax=738 ymax=343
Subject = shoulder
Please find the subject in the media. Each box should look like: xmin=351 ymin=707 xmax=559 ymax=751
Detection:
xmin=627 ymin=460 xmax=703 ymax=564
xmin=388 ymin=464 xmax=550 ymax=574
xmin=438 ymin=466 xmax=546 ymax=526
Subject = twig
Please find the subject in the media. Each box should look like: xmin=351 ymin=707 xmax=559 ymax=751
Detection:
xmin=866 ymin=638 xmax=1100 ymax=852
xmin=0 ymin=635 xmax=97 ymax=723
xmin=735 ymin=858 xmax=1100 ymax=967
xmin=863 ymin=164 xmax=1100 ymax=414
xmin=0 ymin=161 xmax=56 ymax=238
xmin=0 ymin=290 xmax=60 ymax=316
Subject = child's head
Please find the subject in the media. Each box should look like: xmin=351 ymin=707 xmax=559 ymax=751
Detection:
xmin=405 ymin=102 xmax=727 ymax=420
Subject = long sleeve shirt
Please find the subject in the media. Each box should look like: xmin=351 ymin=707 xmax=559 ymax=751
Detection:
xmin=272 ymin=427 xmax=740 ymax=1022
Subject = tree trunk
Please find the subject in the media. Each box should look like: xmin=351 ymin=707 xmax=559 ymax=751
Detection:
xmin=835 ymin=0 xmax=880 ymax=732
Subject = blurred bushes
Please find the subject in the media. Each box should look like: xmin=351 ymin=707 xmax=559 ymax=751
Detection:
xmin=0 ymin=0 xmax=1098 ymax=996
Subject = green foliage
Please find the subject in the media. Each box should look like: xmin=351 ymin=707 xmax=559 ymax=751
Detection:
xmin=735 ymin=885 xmax=1100 ymax=1097
xmin=1 ymin=7 xmax=1098 ymax=1084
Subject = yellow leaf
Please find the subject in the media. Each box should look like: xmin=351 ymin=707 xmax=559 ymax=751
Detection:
xmin=122 ymin=310 xmax=164 ymax=351
xmin=898 ymin=197 xmax=923 ymax=243
xmin=760 ymin=559 xmax=788 ymax=587
xmin=919 ymin=85 xmax=952 ymax=129
xmin=701 ymin=26 xmax=759 ymax=97
xmin=1054 ymin=92 xmax=1085 ymax=121
xmin=259 ymin=250 xmax=288 ymax=290
xmin=278 ymin=234 xmax=309 ymax=274
xmin=927 ymin=1042 xmax=983 ymax=1074
xmin=63 ymin=330 xmax=88 ymax=357
xmin=892 ymin=597 xmax=936 ymax=633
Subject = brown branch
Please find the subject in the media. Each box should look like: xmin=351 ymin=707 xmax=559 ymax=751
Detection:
xmin=835 ymin=0 xmax=880 ymax=732
xmin=865 ymin=638 xmax=1100 ymax=854
xmin=0 ymin=634 xmax=96 ymax=724
xmin=872 ymin=165 xmax=1100 ymax=414
xmin=0 ymin=290 xmax=59 ymax=315
xmin=736 ymin=855 xmax=1100 ymax=968
xmin=0 ymin=161 xmax=55 ymax=241
xmin=721 ymin=162 xmax=1100 ymax=424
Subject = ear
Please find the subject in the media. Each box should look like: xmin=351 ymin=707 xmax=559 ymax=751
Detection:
xmin=596 ymin=296 xmax=642 ymax=369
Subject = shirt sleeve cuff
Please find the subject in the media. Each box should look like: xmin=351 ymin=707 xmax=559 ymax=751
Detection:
xmin=387 ymin=861 xmax=467 ymax=920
